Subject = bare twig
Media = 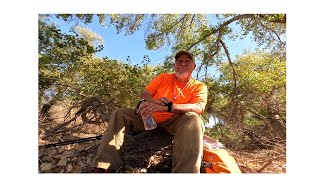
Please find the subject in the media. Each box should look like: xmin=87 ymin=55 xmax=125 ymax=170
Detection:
xmin=257 ymin=160 xmax=273 ymax=173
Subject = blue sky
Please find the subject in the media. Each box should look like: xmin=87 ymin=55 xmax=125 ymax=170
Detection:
xmin=49 ymin=14 xmax=258 ymax=68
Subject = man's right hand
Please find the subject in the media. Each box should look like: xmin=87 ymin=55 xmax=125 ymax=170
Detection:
xmin=154 ymin=97 xmax=171 ymax=106
xmin=139 ymin=101 xmax=168 ymax=118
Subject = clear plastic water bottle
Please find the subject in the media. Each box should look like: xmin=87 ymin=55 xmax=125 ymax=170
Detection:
xmin=203 ymin=134 xmax=224 ymax=150
xmin=203 ymin=139 xmax=223 ymax=150
xmin=142 ymin=115 xmax=157 ymax=130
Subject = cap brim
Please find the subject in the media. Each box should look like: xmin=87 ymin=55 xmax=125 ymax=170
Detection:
xmin=175 ymin=51 xmax=195 ymax=61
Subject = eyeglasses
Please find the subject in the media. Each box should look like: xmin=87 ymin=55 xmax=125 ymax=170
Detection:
xmin=175 ymin=59 xmax=193 ymax=65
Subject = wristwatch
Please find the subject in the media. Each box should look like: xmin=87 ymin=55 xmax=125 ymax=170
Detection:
xmin=165 ymin=101 xmax=173 ymax=112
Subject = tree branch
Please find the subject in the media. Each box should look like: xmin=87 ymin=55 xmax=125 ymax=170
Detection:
xmin=196 ymin=62 xmax=204 ymax=79
xmin=219 ymin=40 xmax=237 ymax=93
xmin=246 ymin=108 xmax=269 ymax=121
xmin=257 ymin=20 xmax=285 ymax=46
xmin=187 ymin=14 xmax=256 ymax=51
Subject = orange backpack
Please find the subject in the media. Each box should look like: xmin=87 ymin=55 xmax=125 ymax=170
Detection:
xmin=202 ymin=135 xmax=242 ymax=173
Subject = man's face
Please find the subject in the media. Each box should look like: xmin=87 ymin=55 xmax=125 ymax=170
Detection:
xmin=174 ymin=54 xmax=196 ymax=76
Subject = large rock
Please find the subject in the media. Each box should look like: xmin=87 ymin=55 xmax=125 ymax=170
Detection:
xmin=119 ymin=127 xmax=174 ymax=173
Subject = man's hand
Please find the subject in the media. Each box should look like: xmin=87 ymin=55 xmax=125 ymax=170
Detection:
xmin=153 ymin=97 xmax=171 ymax=106
xmin=139 ymin=101 xmax=167 ymax=118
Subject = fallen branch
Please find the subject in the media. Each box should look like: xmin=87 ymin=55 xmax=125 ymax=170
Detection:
xmin=257 ymin=160 xmax=273 ymax=173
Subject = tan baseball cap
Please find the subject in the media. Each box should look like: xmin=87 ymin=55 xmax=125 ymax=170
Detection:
xmin=175 ymin=51 xmax=195 ymax=61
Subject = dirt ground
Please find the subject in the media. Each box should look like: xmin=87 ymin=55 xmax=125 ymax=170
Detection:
xmin=38 ymin=101 xmax=286 ymax=173
xmin=38 ymin=137 xmax=286 ymax=173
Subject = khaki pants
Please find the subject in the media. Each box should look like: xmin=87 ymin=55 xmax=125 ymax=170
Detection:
xmin=92 ymin=108 xmax=204 ymax=173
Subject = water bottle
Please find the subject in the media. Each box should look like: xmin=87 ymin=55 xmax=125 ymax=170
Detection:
xmin=203 ymin=139 xmax=223 ymax=150
xmin=203 ymin=134 xmax=224 ymax=150
xmin=142 ymin=115 xmax=157 ymax=130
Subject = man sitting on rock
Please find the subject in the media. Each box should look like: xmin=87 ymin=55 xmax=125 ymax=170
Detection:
xmin=92 ymin=50 xmax=208 ymax=173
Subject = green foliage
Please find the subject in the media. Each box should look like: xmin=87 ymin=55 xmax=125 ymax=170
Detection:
xmin=55 ymin=14 xmax=95 ymax=24
xmin=38 ymin=16 xmax=100 ymax=93
xmin=109 ymin=14 xmax=145 ymax=35
xmin=236 ymin=14 xmax=286 ymax=57
xmin=39 ymin=15 xmax=160 ymax=111
xmin=221 ymin=52 xmax=286 ymax=94
xmin=103 ymin=14 xmax=285 ymax=80
xmin=73 ymin=57 xmax=158 ymax=108
xmin=48 ymin=14 xmax=286 ymax=81
xmin=205 ymin=52 xmax=286 ymax=143
xmin=243 ymin=118 xmax=265 ymax=126
xmin=39 ymin=14 xmax=286 ymax=148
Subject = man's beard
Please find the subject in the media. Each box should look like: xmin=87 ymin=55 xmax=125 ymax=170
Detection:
xmin=175 ymin=71 xmax=190 ymax=79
